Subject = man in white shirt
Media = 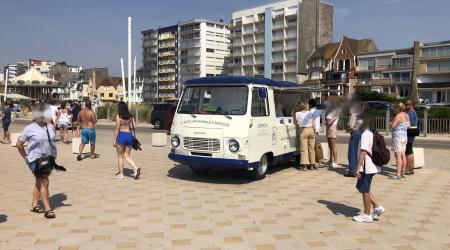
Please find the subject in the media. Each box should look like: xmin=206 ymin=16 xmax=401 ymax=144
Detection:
xmin=353 ymin=115 xmax=385 ymax=223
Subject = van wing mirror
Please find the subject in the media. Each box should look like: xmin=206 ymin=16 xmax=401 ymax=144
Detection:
xmin=258 ymin=88 xmax=268 ymax=99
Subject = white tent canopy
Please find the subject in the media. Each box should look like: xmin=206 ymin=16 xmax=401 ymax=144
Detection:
xmin=0 ymin=93 xmax=32 ymax=100
xmin=9 ymin=68 xmax=56 ymax=85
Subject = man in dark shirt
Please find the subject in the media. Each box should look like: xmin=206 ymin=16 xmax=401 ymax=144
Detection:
xmin=71 ymin=102 xmax=81 ymax=138
xmin=1 ymin=102 xmax=12 ymax=144
xmin=405 ymin=100 xmax=418 ymax=175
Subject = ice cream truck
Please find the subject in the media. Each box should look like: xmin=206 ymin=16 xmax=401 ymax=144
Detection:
xmin=168 ymin=76 xmax=322 ymax=180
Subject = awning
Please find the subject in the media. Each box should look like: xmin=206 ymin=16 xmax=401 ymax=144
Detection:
xmin=418 ymin=82 xmax=450 ymax=90
xmin=0 ymin=93 xmax=32 ymax=100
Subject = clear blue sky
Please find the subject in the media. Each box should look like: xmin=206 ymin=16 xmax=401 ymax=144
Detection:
xmin=1 ymin=0 xmax=449 ymax=75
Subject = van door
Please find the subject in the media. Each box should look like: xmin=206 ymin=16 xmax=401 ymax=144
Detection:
xmin=248 ymin=87 xmax=272 ymax=163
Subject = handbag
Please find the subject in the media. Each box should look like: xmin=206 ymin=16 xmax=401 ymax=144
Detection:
xmin=33 ymin=125 xmax=66 ymax=176
xmin=407 ymin=126 xmax=420 ymax=137
xmin=130 ymin=120 xmax=142 ymax=151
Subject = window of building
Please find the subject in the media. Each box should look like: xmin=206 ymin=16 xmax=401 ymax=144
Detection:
xmin=100 ymin=93 xmax=105 ymax=97
xmin=206 ymin=48 xmax=215 ymax=53
xmin=180 ymin=50 xmax=188 ymax=56
xmin=383 ymin=73 xmax=390 ymax=79
xmin=342 ymin=48 xmax=346 ymax=54
xmin=109 ymin=93 xmax=113 ymax=97
xmin=180 ymin=59 xmax=187 ymax=64
xmin=207 ymin=23 xmax=214 ymax=28
xmin=372 ymin=72 xmax=380 ymax=79
xmin=344 ymin=59 xmax=351 ymax=70
xmin=377 ymin=56 xmax=391 ymax=68
xmin=338 ymin=59 xmax=344 ymax=71
xmin=251 ymin=87 xmax=269 ymax=117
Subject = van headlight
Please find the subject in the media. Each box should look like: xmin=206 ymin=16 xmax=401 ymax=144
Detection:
xmin=228 ymin=139 xmax=240 ymax=152
xmin=171 ymin=136 xmax=180 ymax=147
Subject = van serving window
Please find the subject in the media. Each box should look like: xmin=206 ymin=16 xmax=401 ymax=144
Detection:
xmin=251 ymin=87 xmax=270 ymax=117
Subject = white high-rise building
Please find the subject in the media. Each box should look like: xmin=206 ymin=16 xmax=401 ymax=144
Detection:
xmin=230 ymin=0 xmax=333 ymax=82
xmin=179 ymin=19 xmax=230 ymax=84
xmin=142 ymin=19 xmax=230 ymax=101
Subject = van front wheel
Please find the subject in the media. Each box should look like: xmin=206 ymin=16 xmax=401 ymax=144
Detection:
xmin=250 ymin=154 xmax=269 ymax=180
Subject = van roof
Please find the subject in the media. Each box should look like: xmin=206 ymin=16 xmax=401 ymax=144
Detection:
xmin=184 ymin=76 xmax=299 ymax=88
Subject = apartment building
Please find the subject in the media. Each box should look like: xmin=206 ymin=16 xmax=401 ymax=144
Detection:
xmin=142 ymin=20 xmax=229 ymax=102
xmin=351 ymin=40 xmax=450 ymax=103
xmin=355 ymin=48 xmax=413 ymax=98
xmin=179 ymin=20 xmax=230 ymax=84
xmin=417 ymin=40 xmax=450 ymax=103
xmin=229 ymin=0 xmax=333 ymax=82
xmin=305 ymin=36 xmax=378 ymax=95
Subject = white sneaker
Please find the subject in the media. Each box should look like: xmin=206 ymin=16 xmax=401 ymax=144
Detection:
xmin=332 ymin=163 xmax=339 ymax=168
xmin=353 ymin=214 xmax=373 ymax=223
xmin=116 ymin=174 xmax=124 ymax=179
xmin=372 ymin=206 xmax=385 ymax=219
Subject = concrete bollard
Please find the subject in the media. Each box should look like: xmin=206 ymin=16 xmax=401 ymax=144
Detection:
xmin=10 ymin=133 xmax=21 ymax=147
xmin=413 ymin=147 xmax=425 ymax=168
xmin=321 ymin=142 xmax=330 ymax=161
xmin=72 ymin=137 xmax=90 ymax=154
xmin=152 ymin=133 xmax=167 ymax=147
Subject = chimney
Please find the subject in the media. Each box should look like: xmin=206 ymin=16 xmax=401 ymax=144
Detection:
xmin=410 ymin=41 xmax=420 ymax=102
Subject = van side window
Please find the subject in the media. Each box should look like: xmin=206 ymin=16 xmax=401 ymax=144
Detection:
xmin=251 ymin=87 xmax=269 ymax=117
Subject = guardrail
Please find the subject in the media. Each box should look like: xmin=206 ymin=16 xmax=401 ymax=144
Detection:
xmin=333 ymin=110 xmax=450 ymax=136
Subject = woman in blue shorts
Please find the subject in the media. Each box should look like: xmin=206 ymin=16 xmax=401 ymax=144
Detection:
xmin=113 ymin=101 xmax=140 ymax=179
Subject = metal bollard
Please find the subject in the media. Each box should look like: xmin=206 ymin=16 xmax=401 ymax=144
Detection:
xmin=107 ymin=107 xmax=110 ymax=120
xmin=423 ymin=110 xmax=428 ymax=137
xmin=135 ymin=107 xmax=139 ymax=124
xmin=385 ymin=110 xmax=390 ymax=135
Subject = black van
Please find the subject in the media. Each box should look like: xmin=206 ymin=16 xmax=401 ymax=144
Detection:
xmin=150 ymin=103 xmax=174 ymax=129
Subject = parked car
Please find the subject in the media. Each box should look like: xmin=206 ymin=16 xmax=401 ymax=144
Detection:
xmin=362 ymin=101 xmax=394 ymax=111
xmin=164 ymin=105 xmax=177 ymax=132
xmin=151 ymin=103 xmax=175 ymax=129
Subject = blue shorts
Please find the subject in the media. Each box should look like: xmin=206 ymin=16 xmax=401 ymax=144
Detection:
xmin=81 ymin=128 xmax=96 ymax=144
xmin=2 ymin=120 xmax=10 ymax=132
xmin=356 ymin=172 xmax=375 ymax=193
xmin=116 ymin=131 xmax=134 ymax=146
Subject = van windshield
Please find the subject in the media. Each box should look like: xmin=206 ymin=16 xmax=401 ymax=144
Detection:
xmin=178 ymin=86 xmax=248 ymax=115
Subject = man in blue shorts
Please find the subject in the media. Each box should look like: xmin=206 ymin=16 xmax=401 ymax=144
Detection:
xmin=77 ymin=101 xmax=98 ymax=161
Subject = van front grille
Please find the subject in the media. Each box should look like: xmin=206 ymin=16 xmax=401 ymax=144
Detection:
xmin=183 ymin=137 xmax=220 ymax=152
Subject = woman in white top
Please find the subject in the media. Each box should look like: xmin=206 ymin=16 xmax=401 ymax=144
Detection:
xmin=293 ymin=102 xmax=316 ymax=170
xmin=56 ymin=103 xmax=71 ymax=144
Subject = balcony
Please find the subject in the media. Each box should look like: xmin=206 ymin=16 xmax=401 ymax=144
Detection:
xmin=158 ymin=60 xmax=176 ymax=65
xmin=389 ymin=63 xmax=412 ymax=70
xmin=158 ymin=51 xmax=176 ymax=57
xmin=158 ymin=68 xmax=176 ymax=74
xmin=159 ymin=77 xmax=176 ymax=82
xmin=159 ymin=43 xmax=176 ymax=49
xmin=159 ymin=34 xmax=176 ymax=41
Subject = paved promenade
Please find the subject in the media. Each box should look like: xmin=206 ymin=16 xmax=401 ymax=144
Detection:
xmin=1 ymin=124 xmax=450 ymax=249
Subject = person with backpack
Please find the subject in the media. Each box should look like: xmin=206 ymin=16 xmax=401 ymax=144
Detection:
xmin=353 ymin=114 xmax=386 ymax=223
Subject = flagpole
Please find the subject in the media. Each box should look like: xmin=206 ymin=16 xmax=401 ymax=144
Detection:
xmin=120 ymin=58 xmax=125 ymax=101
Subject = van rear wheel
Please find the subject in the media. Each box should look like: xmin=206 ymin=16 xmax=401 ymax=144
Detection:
xmin=250 ymin=154 xmax=269 ymax=180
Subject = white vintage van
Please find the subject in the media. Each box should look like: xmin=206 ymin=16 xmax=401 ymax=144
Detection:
xmin=168 ymin=76 xmax=321 ymax=180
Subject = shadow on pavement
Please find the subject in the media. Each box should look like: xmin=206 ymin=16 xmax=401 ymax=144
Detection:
xmin=0 ymin=214 xmax=7 ymax=223
xmin=167 ymin=164 xmax=253 ymax=185
xmin=50 ymin=193 xmax=71 ymax=209
xmin=317 ymin=200 xmax=360 ymax=217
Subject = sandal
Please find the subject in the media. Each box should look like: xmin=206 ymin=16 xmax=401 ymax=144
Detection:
xmin=77 ymin=155 xmax=82 ymax=161
xmin=44 ymin=210 xmax=56 ymax=219
xmin=90 ymin=153 xmax=100 ymax=159
xmin=134 ymin=167 xmax=141 ymax=180
xmin=30 ymin=206 xmax=44 ymax=214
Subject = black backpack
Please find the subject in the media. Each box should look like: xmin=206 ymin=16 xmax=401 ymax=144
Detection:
xmin=370 ymin=130 xmax=390 ymax=166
